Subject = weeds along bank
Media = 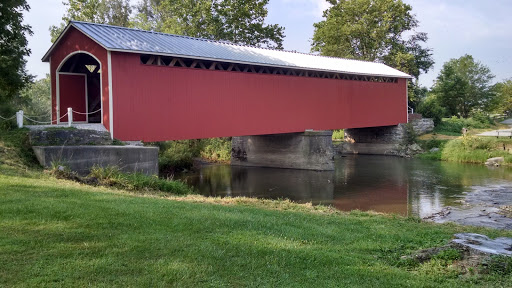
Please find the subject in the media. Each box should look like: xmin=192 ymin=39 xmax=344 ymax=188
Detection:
xmin=417 ymin=117 xmax=512 ymax=165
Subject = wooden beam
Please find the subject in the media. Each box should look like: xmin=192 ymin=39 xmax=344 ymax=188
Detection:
xmin=169 ymin=58 xmax=178 ymax=67
xmin=177 ymin=58 xmax=186 ymax=67
xmin=147 ymin=55 xmax=156 ymax=65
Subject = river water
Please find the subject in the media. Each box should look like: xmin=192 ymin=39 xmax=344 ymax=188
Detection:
xmin=177 ymin=155 xmax=512 ymax=219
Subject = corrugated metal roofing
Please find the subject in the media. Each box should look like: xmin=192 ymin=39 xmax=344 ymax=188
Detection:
xmin=44 ymin=21 xmax=411 ymax=78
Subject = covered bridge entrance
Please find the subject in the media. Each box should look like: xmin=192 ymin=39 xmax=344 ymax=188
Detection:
xmin=43 ymin=21 xmax=411 ymax=142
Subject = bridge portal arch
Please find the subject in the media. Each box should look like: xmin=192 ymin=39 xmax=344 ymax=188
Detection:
xmin=56 ymin=51 xmax=102 ymax=124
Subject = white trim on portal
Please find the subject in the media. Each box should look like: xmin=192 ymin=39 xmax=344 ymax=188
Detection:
xmin=107 ymin=51 xmax=114 ymax=139
xmin=55 ymin=50 xmax=103 ymax=125
xmin=406 ymin=79 xmax=409 ymax=123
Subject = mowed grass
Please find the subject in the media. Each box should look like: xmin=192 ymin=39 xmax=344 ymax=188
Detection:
xmin=1 ymin=129 xmax=512 ymax=287
xmin=2 ymin=174 xmax=512 ymax=287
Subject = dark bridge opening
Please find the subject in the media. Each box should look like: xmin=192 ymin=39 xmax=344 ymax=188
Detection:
xmin=59 ymin=53 xmax=101 ymax=123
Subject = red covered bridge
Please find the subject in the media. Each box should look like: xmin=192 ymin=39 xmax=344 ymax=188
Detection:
xmin=43 ymin=21 xmax=411 ymax=142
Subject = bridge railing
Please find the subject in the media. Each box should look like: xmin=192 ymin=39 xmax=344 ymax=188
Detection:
xmin=1 ymin=108 xmax=101 ymax=128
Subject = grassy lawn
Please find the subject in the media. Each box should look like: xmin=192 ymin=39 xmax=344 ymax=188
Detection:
xmin=1 ymin=129 xmax=512 ymax=287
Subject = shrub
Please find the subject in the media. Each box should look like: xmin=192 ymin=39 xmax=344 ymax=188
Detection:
xmin=402 ymin=123 xmax=417 ymax=145
xmin=199 ymin=137 xmax=231 ymax=162
xmin=332 ymin=130 xmax=344 ymax=140
xmin=157 ymin=140 xmax=201 ymax=174
xmin=417 ymin=96 xmax=446 ymax=126
xmin=434 ymin=116 xmax=496 ymax=135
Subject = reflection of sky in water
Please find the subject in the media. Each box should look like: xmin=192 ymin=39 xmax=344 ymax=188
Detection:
xmin=177 ymin=155 xmax=512 ymax=217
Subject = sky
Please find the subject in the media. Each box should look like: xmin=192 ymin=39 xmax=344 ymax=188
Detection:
xmin=23 ymin=0 xmax=512 ymax=88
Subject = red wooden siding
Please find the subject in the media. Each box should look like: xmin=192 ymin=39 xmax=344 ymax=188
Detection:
xmin=49 ymin=27 xmax=109 ymax=129
xmin=58 ymin=74 xmax=87 ymax=122
xmin=111 ymin=52 xmax=407 ymax=141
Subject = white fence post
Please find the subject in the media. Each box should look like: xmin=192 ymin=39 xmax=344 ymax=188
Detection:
xmin=68 ymin=107 xmax=73 ymax=127
xmin=16 ymin=110 xmax=23 ymax=128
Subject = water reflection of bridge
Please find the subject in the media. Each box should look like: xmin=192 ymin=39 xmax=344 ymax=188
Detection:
xmin=179 ymin=156 xmax=512 ymax=217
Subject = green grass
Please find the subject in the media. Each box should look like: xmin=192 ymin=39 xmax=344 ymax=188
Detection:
xmin=1 ymin=128 xmax=512 ymax=286
xmin=88 ymin=165 xmax=192 ymax=194
xmin=419 ymin=136 xmax=512 ymax=164
xmin=2 ymin=173 xmax=512 ymax=287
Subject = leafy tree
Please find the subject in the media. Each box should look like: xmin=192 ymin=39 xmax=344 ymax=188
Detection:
xmin=311 ymin=0 xmax=433 ymax=103
xmin=431 ymin=55 xmax=495 ymax=118
xmin=417 ymin=95 xmax=445 ymax=126
xmin=0 ymin=0 xmax=33 ymax=115
xmin=50 ymin=0 xmax=132 ymax=42
xmin=212 ymin=0 xmax=284 ymax=48
xmin=133 ymin=0 xmax=284 ymax=48
xmin=493 ymin=80 xmax=512 ymax=116
xmin=15 ymin=75 xmax=52 ymax=118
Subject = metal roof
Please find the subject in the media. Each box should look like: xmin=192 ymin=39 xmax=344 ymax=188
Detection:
xmin=43 ymin=21 xmax=411 ymax=78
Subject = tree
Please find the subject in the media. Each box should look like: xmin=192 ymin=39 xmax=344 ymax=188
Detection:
xmin=133 ymin=0 xmax=284 ymax=48
xmin=493 ymin=79 xmax=512 ymax=116
xmin=311 ymin=0 xmax=433 ymax=105
xmin=212 ymin=0 xmax=284 ymax=48
xmin=431 ymin=55 xmax=495 ymax=118
xmin=0 ymin=0 xmax=33 ymax=114
xmin=50 ymin=0 xmax=132 ymax=42
xmin=15 ymin=75 xmax=51 ymax=118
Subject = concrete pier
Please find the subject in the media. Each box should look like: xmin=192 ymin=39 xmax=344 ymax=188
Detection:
xmin=33 ymin=146 xmax=159 ymax=176
xmin=231 ymin=130 xmax=334 ymax=171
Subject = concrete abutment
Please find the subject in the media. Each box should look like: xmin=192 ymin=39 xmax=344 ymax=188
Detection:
xmin=231 ymin=131 xmax=334 ymax=171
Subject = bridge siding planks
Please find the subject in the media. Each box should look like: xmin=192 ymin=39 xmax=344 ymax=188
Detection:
xmin=110 ymin=52 xmax=407 ymax=142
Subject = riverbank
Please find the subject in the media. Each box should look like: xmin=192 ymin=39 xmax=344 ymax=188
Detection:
xmin=1 ymin=128 xmax=512 ymax=286
xmin=417 ymin=117 xmax=512 ymax=165
xmin=417 ymin=136 xmax=512 ymax=165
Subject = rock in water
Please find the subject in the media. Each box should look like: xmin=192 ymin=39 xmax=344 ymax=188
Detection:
xmin=452 ymin=233 xmax=512 ymax=256
xmin=485 ymin=157 xmax=504 ymax=167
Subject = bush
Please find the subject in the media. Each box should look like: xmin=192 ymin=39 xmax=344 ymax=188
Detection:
xmin=157 ymin=140 xmax=201 ymax=174
xmin=434 ymin=116 xmax=496 ymax=135
xmin=402 ymin=123 xmax=417 ymax=145
xmin=199 ymin=137 xmax=231 ymax=162
xmin=417 ymin=96 xmax=446 ymax=126
xmin=332 ymin=130 xmax=344 ymax=140
xmin=157 ymin=138 xmax=231 ymax=175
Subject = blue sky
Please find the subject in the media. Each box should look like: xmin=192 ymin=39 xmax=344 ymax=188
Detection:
xmin=24 ymin=0 xmax=512 ymax=87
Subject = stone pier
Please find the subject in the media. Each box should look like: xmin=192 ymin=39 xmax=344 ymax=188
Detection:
xmin=340 ymin=117 xmax=434 ymax=155
xmin=231 ymin=130 xmax=334 ymax=171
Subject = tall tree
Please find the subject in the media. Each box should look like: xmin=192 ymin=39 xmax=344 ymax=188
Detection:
xmin=15 ymin=75 xmax=51 ymax=118
xmin=133 ymin=0 xmax=284 ymax=48
xmin=311 ymin=0 xmax=433 ymax=105
xmin=212 ymin=0 xmax=284 ymax=48
xmin=50 ymin=0 xmax=132 ymax=42
xmin=431 ymin=55 xmax=495 ymax=118
xmin=0 ymin=0 xmax=33 ymax=114
xmin=492 ymin=79 xmax=512 ymax=116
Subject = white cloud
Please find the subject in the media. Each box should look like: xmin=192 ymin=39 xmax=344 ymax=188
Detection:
xmin=281 ymin=0 xmax=331 ymax=18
